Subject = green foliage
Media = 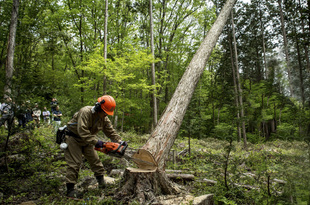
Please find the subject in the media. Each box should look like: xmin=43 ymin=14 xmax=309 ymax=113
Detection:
xmin=212 ymin=123 xmax=234 ymax=140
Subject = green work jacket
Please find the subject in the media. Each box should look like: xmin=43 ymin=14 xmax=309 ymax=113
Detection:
xmin=67 ymin=106 xmax=121 ymax=145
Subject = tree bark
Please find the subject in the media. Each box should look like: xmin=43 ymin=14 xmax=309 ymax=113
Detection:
xmin=103 ymin=0 xmax=108 ymax=94
xmin=295 ymin=30 xmax=305 ymax=107
xmin=231 ymin=11 xmax=247 ymax=149
xmin=260 ymin=8 xmax=267 ymax=79
xmin=150 ymin=0 xmax=158 ymax=127
xmin=4 ymin=0 xmax=19 ymax=96
xmin=142 ymin=0 xmax=237 ymax=170
xmin=298 ymin=0 xmax=310 ymax=73
xmin=229 ymin=34 xmax=241 ymax=142
xmin=278 ymin=0 xmax=294 ymax=97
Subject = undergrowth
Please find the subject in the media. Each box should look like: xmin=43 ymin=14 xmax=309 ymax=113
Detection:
xmin=0 ymin=127 xmax=309 ymax=204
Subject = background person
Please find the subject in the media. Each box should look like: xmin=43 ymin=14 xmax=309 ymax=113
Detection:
xmin=50 ymin=98 xmax=58 ymax=113
xmin=17 ymin=102 xmax=27 ymax=128
xmin=42 ymin=106 xmax=51 ymax=125
xmin=32 ymin=103 xmax=41 ymax=128
xmin=0 ymin=97 xmax=14 ymax=129
xmin=53 ymin=105 xmax=62 ymax=132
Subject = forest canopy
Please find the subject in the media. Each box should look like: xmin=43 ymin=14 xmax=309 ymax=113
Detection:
xmin=0 ymin=0 xmax=309 ymax=141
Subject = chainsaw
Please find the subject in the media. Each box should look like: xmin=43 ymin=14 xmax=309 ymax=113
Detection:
xmin=94 ymin=141 xmax=128 ymax=158
xmin=94 ymin=141 xmax=158 ymax=170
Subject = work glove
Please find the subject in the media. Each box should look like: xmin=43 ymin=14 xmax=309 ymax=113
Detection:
xmin=95 ymin=140 xmax=104 ymax=148
xmin=120 ymin=141 xmax=128 ymax=147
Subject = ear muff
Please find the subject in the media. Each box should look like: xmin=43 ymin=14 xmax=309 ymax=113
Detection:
xmin=94 ymin=99 xmax=105 ymax=112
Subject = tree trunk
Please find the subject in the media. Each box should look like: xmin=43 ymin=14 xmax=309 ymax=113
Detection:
xmin=278 ymin=0 xmax=294 ymax=97
xmin=4 ymin=0 xmax=19 ymax=96
xmin=298 ymin=0 xmax=310 ymax=73
xmin=231 ymin=11 xmax=247 ymax=149
xmin=103 ymin=0 xmax=108 ymax=94
xmin=260 ymin=8 xmax=267 ymax=79
xmin=229 ymin=34 xmax=241 ymax=142
xmin=79 ymin=0 xmax=84 ymax=103
xmin=295 ymin=30 xmax=305 ymax=107
xmin=116 ymin=0 xmax=236 ymax=203
xmin=150 ymin=0 xmax=158 ymax=127
xmin=142 ymin=0 xmax=236 ymax=169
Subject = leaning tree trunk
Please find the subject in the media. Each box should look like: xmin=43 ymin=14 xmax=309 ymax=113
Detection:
xmin=4 ymin=0 xmax=19 ymax=97
xmin=116 ymin=0 xmax=237 ymax=203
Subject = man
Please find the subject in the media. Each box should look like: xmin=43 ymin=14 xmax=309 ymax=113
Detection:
xmin=64 ymin=95 xmax=127 ymax=198
xmin=50 ymin=98 xmax=58 ymax=113
xmin=42 ymin=106 xmax=51 ymax=125
xmin=0 ymin=97 xmax=14 ymax=128
xmin=17 ymin=102 xmax=27 ymax=128
xmin=32 ymin=103 xmax=41 ymax=128
xmin=25 ymin=101 xmax=33 ymax=124
xmin=53 ymin=105 xmax=62 ymax=132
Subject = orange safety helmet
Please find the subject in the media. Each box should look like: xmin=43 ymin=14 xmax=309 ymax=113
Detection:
xmin=97 ymin=95 xmax=116 ymax=115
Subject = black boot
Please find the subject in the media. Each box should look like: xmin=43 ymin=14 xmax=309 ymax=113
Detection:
xmin=96 ymin=175 xmax=106 ymax=189
xmin=66 ymin=183 xmax=82 ymax=199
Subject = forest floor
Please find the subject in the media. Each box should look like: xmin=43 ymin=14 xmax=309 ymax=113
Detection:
xmin=0 ymin=126 xmax=309 ymax=204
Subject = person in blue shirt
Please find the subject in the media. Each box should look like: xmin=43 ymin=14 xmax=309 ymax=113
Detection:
xmin=42 ymin=106 xmax=51 ymax=125
xmin=53 ymin=105 xmax=62 ymax=132
xmin=50 ymin=98 xmax=58 ymax=113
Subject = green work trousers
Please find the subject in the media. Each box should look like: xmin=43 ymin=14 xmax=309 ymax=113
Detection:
xmin=64 ymin=136 xmax=104 ymax=184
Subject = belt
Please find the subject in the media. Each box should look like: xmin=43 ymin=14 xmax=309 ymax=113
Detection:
xmin=66 ymin=129 xmax=81 ymax=138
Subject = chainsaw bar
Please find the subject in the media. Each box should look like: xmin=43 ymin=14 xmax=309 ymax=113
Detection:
xmin=123 ymin=155 xmax=156 ymax=166
xmin=124 ymin=148 xmax=158 ymax=170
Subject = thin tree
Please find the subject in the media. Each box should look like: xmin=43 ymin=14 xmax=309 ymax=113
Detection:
xmin=150 ymin=0 xmax=158 ymax=127
xmin=278 ymin=0 xmax=294 ymax=97
xmin=103 ymin=0 xmax=108 ymax=94
xmin=4 ymin=0 xmax=19 ymax=96
xmin=298 ymin=0 xmax=310 ymax=73
xmin=294 ymin=28 xmax=305 ymax=107
xmin=259 ymin=2 xmax=267 ymax=79
xmin=231 ymin=11 xmax=247 ymax=149
xmin=229 ymin=34 xmax=241 ymax=142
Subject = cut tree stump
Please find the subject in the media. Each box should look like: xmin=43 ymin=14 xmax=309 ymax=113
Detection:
xmin=115 ymin=168 xmax=182 ymax=204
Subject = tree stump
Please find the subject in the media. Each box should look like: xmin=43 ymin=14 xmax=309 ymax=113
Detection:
xmin=116 ymin=167 xmax=182 ymax=204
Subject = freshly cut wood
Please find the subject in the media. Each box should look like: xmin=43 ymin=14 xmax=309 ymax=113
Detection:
xmin=131 ymin=149 xmax=158 ymax=170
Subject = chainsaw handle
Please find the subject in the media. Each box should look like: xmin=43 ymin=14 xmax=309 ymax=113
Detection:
xmin=110 ymin=142 xmax=128 ymax=155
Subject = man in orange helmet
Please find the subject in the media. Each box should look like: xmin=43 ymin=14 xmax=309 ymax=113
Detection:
xmin=64 ymin=95 xmax=127 ymax=198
